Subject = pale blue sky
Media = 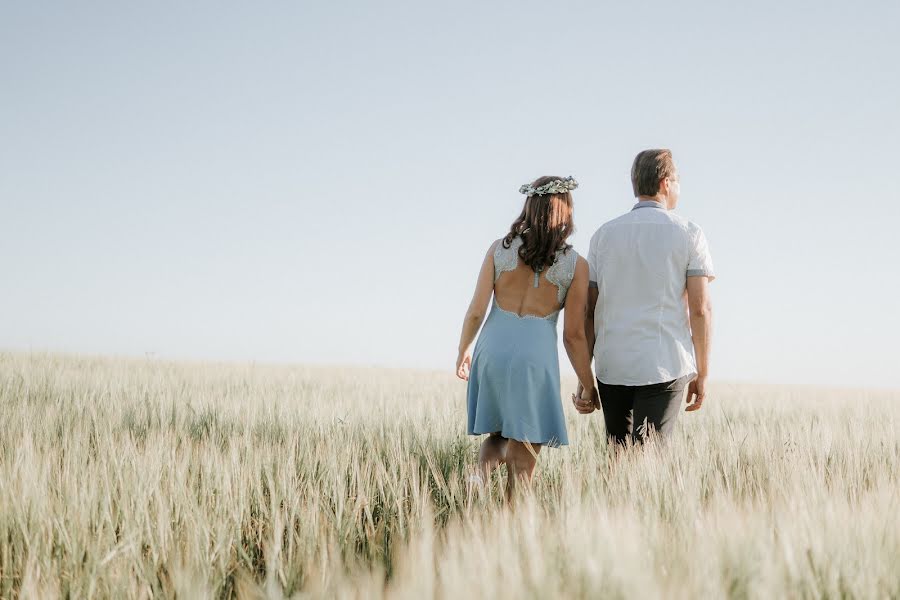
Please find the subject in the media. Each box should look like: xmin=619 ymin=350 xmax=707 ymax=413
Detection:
xmin=2 ymin=2 xmax=898 ymax=387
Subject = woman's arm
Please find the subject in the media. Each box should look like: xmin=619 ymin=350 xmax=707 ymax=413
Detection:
xmin=456 ymin=241 xmax=497 ymax=380
xmin=563 ymin=257 xmax=597 ymax=399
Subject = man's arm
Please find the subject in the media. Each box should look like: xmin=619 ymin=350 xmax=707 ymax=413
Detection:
xmin=585 ymin=286 xmax=597 ymax=361
xmin=685 ymin=275 xmax=712 ymax=411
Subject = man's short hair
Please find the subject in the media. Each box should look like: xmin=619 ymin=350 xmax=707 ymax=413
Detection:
xmin=631 ymin=149 xmax=676 ymax=197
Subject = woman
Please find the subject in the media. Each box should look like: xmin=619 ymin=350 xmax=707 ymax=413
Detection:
xmin=456 ymin=175 xmax=598 ymax=500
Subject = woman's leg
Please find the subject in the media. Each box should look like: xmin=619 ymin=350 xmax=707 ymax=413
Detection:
xmin=477 ymin=432 xmax=508 ymax=479
xmin=504 ymin=440 xmax=542 ymax=502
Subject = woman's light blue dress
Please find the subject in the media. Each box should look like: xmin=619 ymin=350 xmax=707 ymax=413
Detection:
xmin=466 ymin=237 xmax=578 ymax=448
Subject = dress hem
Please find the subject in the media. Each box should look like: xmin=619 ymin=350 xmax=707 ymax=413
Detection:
xmin=467 ymin=429 xmax=567 ymax=448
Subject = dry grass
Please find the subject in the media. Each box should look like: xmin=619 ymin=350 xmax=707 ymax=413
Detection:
xmin=0 ymin=351 xmax=898 ymax=599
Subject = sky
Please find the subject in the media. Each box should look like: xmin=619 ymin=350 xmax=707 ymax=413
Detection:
xmin=2 ymin=1 xmax=899 ymax=388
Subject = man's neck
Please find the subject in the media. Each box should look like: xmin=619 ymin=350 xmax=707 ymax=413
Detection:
xmin=637 ymin=195 xmax=669 ymax=210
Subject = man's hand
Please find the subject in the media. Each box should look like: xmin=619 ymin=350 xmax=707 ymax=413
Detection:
xmin=685 ymin=375 xmax=707 ymax=411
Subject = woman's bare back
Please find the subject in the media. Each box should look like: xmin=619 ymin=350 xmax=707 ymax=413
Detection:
xmin=492 ymin=237 xmax=577 ymax=318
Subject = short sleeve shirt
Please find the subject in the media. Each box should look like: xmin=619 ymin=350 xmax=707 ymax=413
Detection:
xmin=587 ymin=200 xmax=715 ymax=385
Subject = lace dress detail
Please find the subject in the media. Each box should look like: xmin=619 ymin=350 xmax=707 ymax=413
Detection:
xmin=493 ymin=237 xmax=523 ymax=281
xmin=492 ymin=303 xmax=559 ymax=321
xmin=546 ymin=249 xmax=578 ymax=304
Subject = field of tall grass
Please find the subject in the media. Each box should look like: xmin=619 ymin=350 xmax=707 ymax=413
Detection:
xmin=0 ymin=351 xmax=898 ymax=599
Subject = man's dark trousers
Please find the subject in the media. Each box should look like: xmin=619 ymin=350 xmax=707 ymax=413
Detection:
xmin=596 ymin=375 xmax=693 ymax=446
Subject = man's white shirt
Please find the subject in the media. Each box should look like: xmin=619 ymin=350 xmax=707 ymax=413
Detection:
xmin=587 ymin=200 xmax=715 ymax=386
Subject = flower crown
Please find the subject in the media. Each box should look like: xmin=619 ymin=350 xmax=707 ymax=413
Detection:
xmin=518 ymin=176 xmax=579 ymax=197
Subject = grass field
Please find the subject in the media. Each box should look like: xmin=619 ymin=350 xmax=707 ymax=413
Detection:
xmin=0 ymin=352 xmax=898 ymax=599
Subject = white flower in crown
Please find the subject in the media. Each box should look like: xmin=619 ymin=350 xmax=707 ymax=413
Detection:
xmin=518 ymin=176 xmax=579 ymax=196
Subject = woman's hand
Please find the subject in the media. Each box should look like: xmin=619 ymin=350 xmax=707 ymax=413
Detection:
xmin=572 ymin=384 xmax=598 ymax=414
xmin=456 ymin=348 xmax=472 ymax=381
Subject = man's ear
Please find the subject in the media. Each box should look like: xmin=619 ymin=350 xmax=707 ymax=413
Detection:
xmin=659 ymin=177 xmax=670 ymax=195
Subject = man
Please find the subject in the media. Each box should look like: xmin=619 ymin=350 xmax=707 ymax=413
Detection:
xmin=574 ymin=149 xmax=714 ymax=446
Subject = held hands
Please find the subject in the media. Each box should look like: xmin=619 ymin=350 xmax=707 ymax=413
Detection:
xmin=685 ymin=375 xmax=707 ymax=411
xmin=571 ymin=381 xmax=599 ymax=414
xmin=456 ymin=348 xmax=472 ymax=381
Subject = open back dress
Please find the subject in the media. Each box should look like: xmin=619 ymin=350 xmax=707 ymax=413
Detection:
xmin=466 ymin=236 xmax=578 ymax=447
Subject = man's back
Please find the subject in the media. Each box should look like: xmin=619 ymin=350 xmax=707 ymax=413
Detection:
xmin=587 ymin=200 xmax=714 ymax=386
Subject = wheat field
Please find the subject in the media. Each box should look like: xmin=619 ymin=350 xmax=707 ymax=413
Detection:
xmin=0 ymin=352 xmax=898 ymax=599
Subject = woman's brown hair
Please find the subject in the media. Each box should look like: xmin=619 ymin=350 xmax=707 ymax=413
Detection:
xmin=503 ymin=175 xmax=575 ymax=273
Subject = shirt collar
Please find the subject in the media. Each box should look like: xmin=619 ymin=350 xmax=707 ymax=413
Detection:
xmin=631 ymin=199 xmax=667 ymax=211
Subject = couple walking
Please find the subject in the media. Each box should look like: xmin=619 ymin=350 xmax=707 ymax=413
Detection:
xmin=456 ymin=149 xmax=715 ymax=498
